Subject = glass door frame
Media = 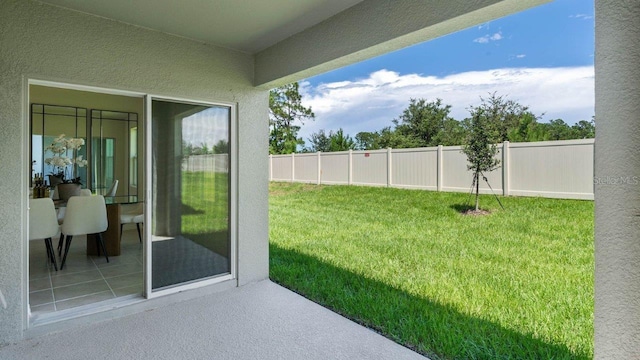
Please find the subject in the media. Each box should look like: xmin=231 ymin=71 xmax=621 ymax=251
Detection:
xmin=24 ymin=79 xmax=238 ymax=328
xmin=25 ymin=79 xmax=147 ymax=328
xmin=143 ymin=95 xmax=238 ymax=299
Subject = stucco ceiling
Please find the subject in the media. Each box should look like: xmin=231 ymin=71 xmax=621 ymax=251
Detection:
xmin=36 ymin=0 xmax=364 ymax=53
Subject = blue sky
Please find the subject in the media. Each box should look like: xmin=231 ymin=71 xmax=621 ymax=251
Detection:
xmin=299 ymin=0 xmax=594 ymax=142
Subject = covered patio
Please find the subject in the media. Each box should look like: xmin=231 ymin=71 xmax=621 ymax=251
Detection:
xmin=0 ymin=281 xmax=425 ymax=360
xmin=1 ymin=0 xmax=639 ymax=358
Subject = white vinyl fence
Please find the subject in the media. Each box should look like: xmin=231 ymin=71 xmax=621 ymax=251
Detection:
xmin=182 ymin=154 xmax=229 ymax=173
xmin=269 ymin=139 xmax=595 ymax=200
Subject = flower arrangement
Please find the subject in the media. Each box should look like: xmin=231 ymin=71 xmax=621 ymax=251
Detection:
xmin=44 ymin=134 xmax=88 ymax=184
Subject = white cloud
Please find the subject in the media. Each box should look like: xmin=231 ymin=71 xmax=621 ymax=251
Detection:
xmin=473 ymin=31 xmax=503 ymax=44
xmin=182 ymin=107 xmax=229 ymax=147
xmin=516 ymin=54 xmax=526 ymax=58
xmin=570 ymin=14 xmax=593 ymax=20
xmin=299 ymin=66 xmax=595 ymax=142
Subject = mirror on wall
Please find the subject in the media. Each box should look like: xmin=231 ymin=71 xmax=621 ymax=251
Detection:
xmin=30 ymin=104 xmax=88 ymax=187
xmin=30 ymin=104 xmax=140 ymax=202
xmin=91 ymin=109 xmax=139 ymax=200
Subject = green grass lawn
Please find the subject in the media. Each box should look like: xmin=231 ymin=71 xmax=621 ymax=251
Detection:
xmin=180 ymin=171 xmax=229 ymax=256
xmin=269 ymin=182 xmax=594 ymax=360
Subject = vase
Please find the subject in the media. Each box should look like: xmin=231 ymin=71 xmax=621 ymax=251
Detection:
xmin=48 ymin=175 xmax=63 ymax=187
xmin=56 ymin=183 xmax=81 ymax=201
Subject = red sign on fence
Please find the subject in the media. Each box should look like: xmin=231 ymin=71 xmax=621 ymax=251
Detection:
xmin=364 ymin=153 xmax=370 ymax=157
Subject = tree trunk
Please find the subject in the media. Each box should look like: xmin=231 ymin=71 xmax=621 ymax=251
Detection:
xmin=475 ymin=172 xmax=480 ymax=211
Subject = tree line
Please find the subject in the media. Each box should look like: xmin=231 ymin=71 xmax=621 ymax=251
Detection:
xmin=182 ymin=139 xmax=229 ymax=156
xmin=269 ymin=83 xmax=595 ymax=154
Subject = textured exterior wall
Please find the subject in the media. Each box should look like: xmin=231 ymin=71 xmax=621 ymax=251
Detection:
xmin=594 ymin=0 xmax=640 ymax=358
xmin=0 ymin=0 xmax=268 ymax=343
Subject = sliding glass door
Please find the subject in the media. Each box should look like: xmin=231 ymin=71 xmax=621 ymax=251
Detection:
xmin=147 ymin=98 xmax=234 ymax=294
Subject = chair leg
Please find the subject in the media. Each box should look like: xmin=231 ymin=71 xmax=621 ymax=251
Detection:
xmin=136 ymin=223 xmax=142 ymax=243
xmin=43 ymin=238 xmax=52 ymax=263
xmin=120 ymin=224 xmax=123 ymax=240
xmin=44 ymin=237 xmax=58 ymax=271
xmin=60 ymin=235 xmax=73 ymax=270
xmin=97 ymin=233 xmax=109 ymax=263
xmin=57 ymin=233 xmax=65 ymax=256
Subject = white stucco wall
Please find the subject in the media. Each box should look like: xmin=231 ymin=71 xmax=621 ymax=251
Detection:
xmin=0 ymin=0 xmax=268 ymax=343
xmin=594 ymin=0 xmax=640 ymax=358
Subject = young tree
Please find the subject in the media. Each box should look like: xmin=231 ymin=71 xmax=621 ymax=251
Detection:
xmin=462 ymin=105 xmax=501 ymax=211
xmin=269 ymin=82 xmax=315 ymax=154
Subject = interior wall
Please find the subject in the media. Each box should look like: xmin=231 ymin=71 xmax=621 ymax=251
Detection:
xmin=30 ymin=85 xmax=144 ymax=197
xmin=0 ymin=0 xmax=268 ymax=344
xmin=30 ymin=86 xmax=143 ymax=115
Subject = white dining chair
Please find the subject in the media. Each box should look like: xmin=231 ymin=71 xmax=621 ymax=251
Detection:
xmin=29 ymin=198 xmax=60 ymax=271
xmin=60 ymin=195 xmax=109 ymax=270
xmin=120 ymin=203 xmax=143 ymax=243
xmin=56 ymin=187 xmax=92 ymax=255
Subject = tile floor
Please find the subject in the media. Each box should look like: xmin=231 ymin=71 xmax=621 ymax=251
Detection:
xmin=29 ymin=229 xmax=144 ymax=316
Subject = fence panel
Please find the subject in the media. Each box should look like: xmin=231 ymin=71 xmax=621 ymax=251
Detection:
xmin=391 ymin=147 xmax=438 ymax=189
xmin=269 ymin=139 xmax=595 ymax=200
xmin=321 ymin=152 xmax=350 ymax=184
xmin=509 ymin=140 xmax=594 ymax=199
xmin=182 ymin=154 xmax=229 ymax=173
xmin=294 ymin=153 xmax=318 ymax=183
xmin=352 ymin=150 xmax=387 ymax=186
xmin=271 ymin=155 xmax=292 ymax=181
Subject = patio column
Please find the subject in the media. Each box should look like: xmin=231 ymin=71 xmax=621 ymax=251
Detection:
xmin=594 ymin=0 xmax=640 ymax=358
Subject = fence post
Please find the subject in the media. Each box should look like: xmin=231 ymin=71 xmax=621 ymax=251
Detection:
xmin=437 ymin=145 xmax=443 ymax=192
xmin=291 ymin=152 xmax=295 ymax=183
xmin=269 ymin=154 xmax=273 ymax=181
xmin=502 ymin=141 xmax=510 ymax=196
xmin=348 ymin=150 xmax=353 ymax=185
xmin=317 ymin=151 xmax=321 ymax=185
xmin=387 ymin=148 xmax=393 ymax=187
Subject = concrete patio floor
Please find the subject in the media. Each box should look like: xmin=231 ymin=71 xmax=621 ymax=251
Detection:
xmin=0 ymin=280 xmax=427 ymax=359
